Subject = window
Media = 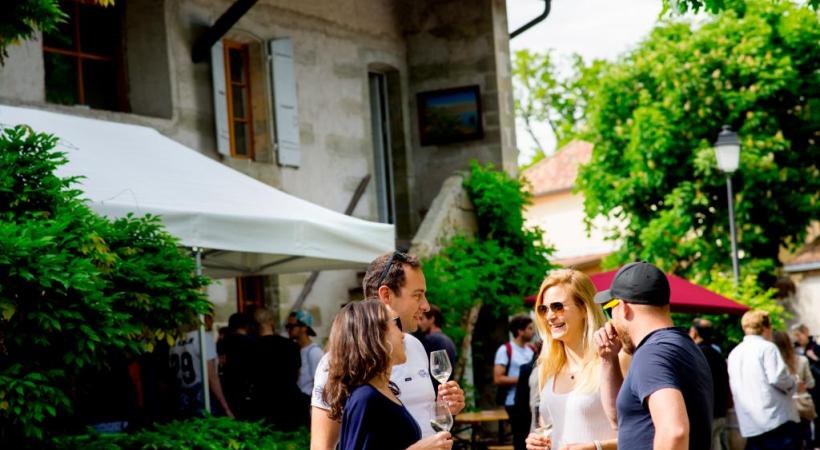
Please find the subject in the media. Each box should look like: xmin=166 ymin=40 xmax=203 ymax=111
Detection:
xmin=223 ymin=41 xmax=254 ymax=159
xmin=42 ymin=0 xmax=127 ymax=111
xmin=236 ymin=276 xmax=265 ymax=313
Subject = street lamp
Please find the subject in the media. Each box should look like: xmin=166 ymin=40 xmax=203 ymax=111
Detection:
xmin=714 ymin=125 xmax=741 ymax=284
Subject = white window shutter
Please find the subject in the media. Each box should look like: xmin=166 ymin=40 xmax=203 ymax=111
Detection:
xmin=211 ymin=41 xmax=230 ymax=156
xmin=270 ymin=38 xmax=301 ymax=167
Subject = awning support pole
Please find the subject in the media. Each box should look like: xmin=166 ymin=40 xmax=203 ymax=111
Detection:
xmin=194 ymin=247 xmax=212 ymax=414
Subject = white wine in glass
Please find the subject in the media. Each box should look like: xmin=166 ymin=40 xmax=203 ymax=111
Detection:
xmin=430 ymin=400 xmax=453 ymax=432
xmin=532 ymin=405 xmax=553 ymax=444
xmin=429 ymin=350 xmax=452 ymax=385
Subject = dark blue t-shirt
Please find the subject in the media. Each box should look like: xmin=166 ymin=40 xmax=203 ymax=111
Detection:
xmin=340 ymin=384 xmax=421 ymax=450
xmin=616 ymin=327 xmax=714 ymax=450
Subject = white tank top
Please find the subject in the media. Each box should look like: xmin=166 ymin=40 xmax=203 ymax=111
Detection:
xmin=539 ymin=375 xmax=617 ymax=448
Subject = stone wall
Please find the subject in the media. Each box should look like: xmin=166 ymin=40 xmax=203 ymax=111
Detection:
xmin=403 ymin=0 xmax=518 ymax=219
xmin=410 ymin=175 xmax=478 ymax=258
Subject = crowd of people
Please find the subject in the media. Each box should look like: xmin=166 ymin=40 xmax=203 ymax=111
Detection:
xmin=76 ymin=249 xmax=819 ymax=450
xmin=309 ymin=253 xmax=818 ymax=450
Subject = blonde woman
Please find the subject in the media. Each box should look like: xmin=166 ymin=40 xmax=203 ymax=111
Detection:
xmin=525 ymin=269 xmax=628 ymax=450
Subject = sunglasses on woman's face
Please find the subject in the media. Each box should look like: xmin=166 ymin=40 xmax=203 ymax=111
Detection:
xmin=537 ymin=302 xmax=566 ymax=315
xmin=392 ymin=316 xmax=403 ymax=332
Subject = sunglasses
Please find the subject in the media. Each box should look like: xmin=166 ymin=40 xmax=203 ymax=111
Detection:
xmin=376 ymin=251 xmax=409 ymax=288
xmin=536 ymin=302 xmax=566 ymax=315
xmin=392 ymin=316 xmax=403 ymax=332
xmin=602 ymin=299 xmax=621 ymax=320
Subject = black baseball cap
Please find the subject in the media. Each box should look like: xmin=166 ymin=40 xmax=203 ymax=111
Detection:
xmin=594 ymin=261 xmax=670 ymax=306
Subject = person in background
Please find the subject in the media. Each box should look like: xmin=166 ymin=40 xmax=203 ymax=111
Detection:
xmin=494 ymin=315 xmax=536 ymax=449
xmin=323 ymin=299 xmax=453 ymax=450
xmin=792 ymin=323 xmax=820 ymax=450
xmin=728 ymin=310 xmax=800 ymax=450
xmin=595 ymin=261 xmax=714 ymax=450
xmin=690 ymin=318 xmax=731 ymax=450
xmin=418 ymin=305 xmax=457 ymax=367
xmin=253 ymin=308 xmax=306 ymax=430
xmin=774 ymin=330 xmax=816 ymax=450
xmin=221 ymin=312 xmax=255 ymax=419
xmin=169 ymin=322 xmax=234 ymax=418
xmin=525 ymin=269 xmax=622 ymax=450
xmin=287 ymin=309 xmax=324 ymax=397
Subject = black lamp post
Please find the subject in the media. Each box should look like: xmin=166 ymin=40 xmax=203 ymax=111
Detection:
xmin=714 ymin=125 xmax=741 ymax=284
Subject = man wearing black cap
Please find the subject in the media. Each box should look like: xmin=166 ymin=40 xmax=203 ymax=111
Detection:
xmin=593 ymin=261 xmax=714 ymax=450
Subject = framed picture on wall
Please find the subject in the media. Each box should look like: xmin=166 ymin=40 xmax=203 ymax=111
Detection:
xmin=417 ymin=85 xmax=483 ymax=146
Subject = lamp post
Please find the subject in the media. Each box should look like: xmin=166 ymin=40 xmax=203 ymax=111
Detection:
xmin=714 ymin=125 xmax=741 ymax=284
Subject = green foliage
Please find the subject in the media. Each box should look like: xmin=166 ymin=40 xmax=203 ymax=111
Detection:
xmin=0 ymin=126 xmax=211 ymax=445
xmin=54 ymin=417 xmax=309 ymax=450
xmin=574 ymin=0 xmax=819 ymax=283
xmin=672 ymin=265 xmax=784 ymax=349
xmin=512 ymin=50 xmax=607 ymax=162
xmin=662 ymin=0 xmax=819 ymax=15
xmin=424 ymin=162 xmax=555 ymax=343
xmin=0 ymin=0 xmax=65 ymax=63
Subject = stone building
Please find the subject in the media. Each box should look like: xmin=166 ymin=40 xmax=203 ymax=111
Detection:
xmin=0 ymin=0 xmax=518 ymax=340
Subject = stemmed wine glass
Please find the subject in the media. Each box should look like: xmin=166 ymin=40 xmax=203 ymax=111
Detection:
xmin=533 ymin=405 xmax=553 ymax=446
xmin=430 ymin=400 xmax=453 ymax=433
xmin=429 ymin=350 xmax=452 ymax=385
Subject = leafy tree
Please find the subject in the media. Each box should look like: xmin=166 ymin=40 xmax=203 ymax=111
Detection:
xmin=663 ymin=0 xmax=819 ymax=15
xmin=0 ymin=0 xmax=113 ymax=63
xmin=573 ymin=0 xmax=819 ymax=283
xmin=0 ymin=126 xmax=210 ymax=446
xmin=423 ymin=162 xmax=555 ymax=380
xmin=512 ymin=50 xmax=606 ymax=167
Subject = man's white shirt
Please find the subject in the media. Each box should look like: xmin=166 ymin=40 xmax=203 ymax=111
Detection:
xmin=312 ymin=333 xmax=437 ymax=437
xmin=727 ymin=334 xmax=799 ymax=437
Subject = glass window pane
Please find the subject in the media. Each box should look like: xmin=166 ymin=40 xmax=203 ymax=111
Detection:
xmin=43 ymin=4 xmax=76 ymax=50
xmin=44 ymin=52 xmax=78 ymax=105
xmin=233 ymin=122 xmax=250 ymax=156
xmin=82 ymin=59 xmax=118 ymax=111
xmin=228 ymin=48 xmax=245 ymax=83
xmin=231 ymin=86 xmax=247 ymax=119
xmin=78 ymin=3 xmax=120 ymax=57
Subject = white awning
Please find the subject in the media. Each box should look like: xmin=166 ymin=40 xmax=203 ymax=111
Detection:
xmin=0 ymin=105 xmax=394 ymax=277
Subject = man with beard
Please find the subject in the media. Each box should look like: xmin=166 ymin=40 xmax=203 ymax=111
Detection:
xmin=593 ymin=261 xmax=714 ymax=450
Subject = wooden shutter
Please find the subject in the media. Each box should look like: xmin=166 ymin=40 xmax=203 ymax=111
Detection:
xmin=211 ymin=41 xmax=230 ymax=156
xmin=269 ymin=38 xmax=300 ymax=167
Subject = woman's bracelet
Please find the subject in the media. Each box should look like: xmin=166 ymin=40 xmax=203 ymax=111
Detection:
xmin=593 ymin=440 xmax=602 ymax=450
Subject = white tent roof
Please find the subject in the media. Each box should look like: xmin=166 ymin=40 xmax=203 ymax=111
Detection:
xmin=0 ymin=105 xmax=395 ymax=277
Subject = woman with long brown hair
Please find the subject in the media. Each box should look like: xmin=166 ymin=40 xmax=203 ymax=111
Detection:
xmin=323 ymin=299 xmax=452 ymax=450
xmin=774 ymin=330 xmax=816 ymax=449
xmin=526 ymin=269 xmax=627 ymax=450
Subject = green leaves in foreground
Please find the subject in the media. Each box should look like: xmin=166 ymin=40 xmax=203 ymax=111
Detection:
xmin=54 ymin=417 xmax=309 ymax=450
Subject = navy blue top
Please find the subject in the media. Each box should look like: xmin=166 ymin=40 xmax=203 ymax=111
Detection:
xmin=340 ymin=384 xmax=421 ymax=450
xmin=616 ymin=327 xmax=714 ymax=450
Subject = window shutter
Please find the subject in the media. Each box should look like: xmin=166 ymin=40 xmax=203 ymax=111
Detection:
xmin=269 ymin=38 xmax=300 ymax=167
xmin=211 ymin=41 xmax=230 ymax=156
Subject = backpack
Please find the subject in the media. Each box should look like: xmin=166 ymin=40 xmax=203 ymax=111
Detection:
xmin=495 ymin=342 xmax=537 ymax=406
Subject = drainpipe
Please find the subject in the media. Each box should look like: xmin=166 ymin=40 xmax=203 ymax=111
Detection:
xmin=510 ymin=0 xmax=551 ymax=39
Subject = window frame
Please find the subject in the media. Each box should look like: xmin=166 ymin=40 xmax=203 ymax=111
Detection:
xmin=236 ymin=276 xmax=265 ymax=313
xmin=41 ymin=0 xmax=128 ymax=110
xmin=222 ymin=40 xmax=255 ymax=160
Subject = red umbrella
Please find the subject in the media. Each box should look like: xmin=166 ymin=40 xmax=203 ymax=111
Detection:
xmin=525 ymin=269 xmax=749 ymax=315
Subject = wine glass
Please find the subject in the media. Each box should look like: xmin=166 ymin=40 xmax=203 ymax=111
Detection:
xmin=430 ymin=400 xmax=453 ymax=433
xmin=533 ymin=405 xmax=553 ymax=445
xmin=430 ymin=350 xmax=452 ymax=385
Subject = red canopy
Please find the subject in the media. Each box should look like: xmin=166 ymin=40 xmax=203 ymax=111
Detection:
xmin=525 ymin=269 xmax=749 ymax=315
